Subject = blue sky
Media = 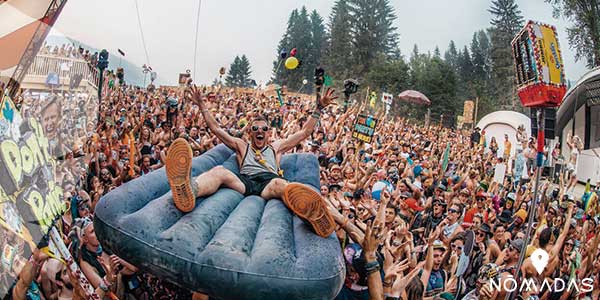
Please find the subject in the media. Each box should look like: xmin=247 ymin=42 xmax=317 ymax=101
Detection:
xmin=53 ymin=0 xmax=590 ymax=86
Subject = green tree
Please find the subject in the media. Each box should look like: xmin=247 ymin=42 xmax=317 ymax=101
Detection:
xmin=546 ymin=0 xmax=600 ymax=67
xmin=225 ymin=55 xmax=253 ymax=87
xmin=306 ymin=9 xmax=327 ymax=92
xmin=489 ymin=0 xmax=524 ymax=110
xmin=364 ymin=57 xmax=410 ymax=115
xmin=456 ymin=46 xmax=474 ymax=100
xmin=348 ymin=0 xmax=399 ymax=75
xmin=272 ymin=7 xmax=325 ymax=92
xmin=324 ymin=0 xmax=354 ymax=83
xmin=444 ymin=40 xmax=459 ymax=71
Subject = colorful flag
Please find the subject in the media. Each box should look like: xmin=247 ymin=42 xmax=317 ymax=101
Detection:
xmin=324 ymin=75 xmax=333 ymax=87
xmin=442 ymin=142 xmax=450 ymax=173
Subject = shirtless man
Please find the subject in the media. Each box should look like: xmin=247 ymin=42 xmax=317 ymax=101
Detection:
xmin=164 ymin=85 xmax=338 ymax=238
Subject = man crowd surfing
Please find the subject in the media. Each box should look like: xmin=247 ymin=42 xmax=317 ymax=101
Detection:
xmin=4 ymin=50 xmax=600 ymax=300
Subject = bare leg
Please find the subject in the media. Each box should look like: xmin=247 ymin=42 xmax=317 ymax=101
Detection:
xmin=260 ymin=178 xmax=288 ymax=200
xmin=192 ymin=166 xmax=245 ymax=197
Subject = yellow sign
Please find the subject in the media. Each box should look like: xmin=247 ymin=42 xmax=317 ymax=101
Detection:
xmin=537 ymin=24 xmax=564 ymax=85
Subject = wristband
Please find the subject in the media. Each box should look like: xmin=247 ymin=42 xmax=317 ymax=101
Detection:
xmin=365 ymin=260 xmax=380 ymax=273
xmin=99 ymin=280 xmax=110 ymax=292
xmin=366 ymin=265 xmax=380 ymax=275
xmin=311 ymin=111 xmax=321 ymax=119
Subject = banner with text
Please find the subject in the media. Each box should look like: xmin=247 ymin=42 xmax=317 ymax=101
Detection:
xmin=352 ymin=114 xmax=379 ymax=143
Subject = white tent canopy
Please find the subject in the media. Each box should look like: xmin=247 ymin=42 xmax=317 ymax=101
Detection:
xmin=476 ymin=110 xmax=531 ymax=157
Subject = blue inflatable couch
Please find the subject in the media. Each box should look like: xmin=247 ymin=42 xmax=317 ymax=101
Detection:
xmin=94 ymin=144 xmax=345 ymax=300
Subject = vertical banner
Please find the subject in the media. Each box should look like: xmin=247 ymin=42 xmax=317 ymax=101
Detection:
xmin=0 ymin=95 xmax=66 ymax=294
xmin=441 ymin=142 xmax=451 ymax=173
xmin=463 ymin=100 xmax=474 ymax=124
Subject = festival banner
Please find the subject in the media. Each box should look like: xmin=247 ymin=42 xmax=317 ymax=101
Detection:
xmin=463 ymin=100 xmax=474 ymax=124
xmin=0 ymin=95 xmax=66 ymax=294
xmin=352 ymin=114 xmax=379 ymax=143
xmin=536 ymin=24 xmax=564 ymax=85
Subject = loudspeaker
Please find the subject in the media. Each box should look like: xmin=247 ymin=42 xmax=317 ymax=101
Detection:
xmin=530 ymin=108 xmax=556 ymax=138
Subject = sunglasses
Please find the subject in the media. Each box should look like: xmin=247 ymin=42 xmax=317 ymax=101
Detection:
xmin=476 ymin=197 xmax=485 ymax=202
xmin=565 ymin=242 xmax=574 ymax=247
xmin=548 ymin=210 xmax=556 ymax=216
xmin=251 ymin=125 xmax=269 ymax=132
xmin=477 ymin=231 xmax=487 ymax=237
xmin=448 ymin=208 xmax=459 ymax=214
xmin=451 ymin=244 xmax=463 ymax=250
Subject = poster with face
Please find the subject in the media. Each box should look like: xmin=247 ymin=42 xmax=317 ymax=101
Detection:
xmin=0 ymin=95 xmax=66 ymax=293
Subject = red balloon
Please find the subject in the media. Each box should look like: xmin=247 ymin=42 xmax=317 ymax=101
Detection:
xmin=290 ymin=48 xmax=297 ymax=57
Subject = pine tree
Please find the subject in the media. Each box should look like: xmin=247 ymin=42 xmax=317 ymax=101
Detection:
xmin=434 ymin=46 xmax=441 ymax=58
xmin=489 ymin=0 xmax=524 ymax=109
xmin=272 ymin=9 xmax=299 ymax=84
xmin=348 ymin=0 xmax=399 ymax=75
xmin=225 ymin=56 xmax=241 ymax=87
xmin=225 ymin=55 xmax=253 ymax=87
xmin=444 ymin=40 xmax=459 ymax=71
xmin=324 ymin=0 xmax=354 ymax=83
xmin=238 ymin=55 xmax=253 ymax=87
xmin=307 ymin=9 xmax=327 ymax=92
xmin=477 ymin=30 xmax=492 ymax=76
xmin=272 ymin=7 xmax=325 ymax=91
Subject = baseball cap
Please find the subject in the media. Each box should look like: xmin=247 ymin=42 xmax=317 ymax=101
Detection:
xmin=511 ymin=239 xmax=525 ymax=252
xmin=404 ymin=198 xmax=424 ymax=211
xmin=507 ymin=192 xmax=516 ymax=201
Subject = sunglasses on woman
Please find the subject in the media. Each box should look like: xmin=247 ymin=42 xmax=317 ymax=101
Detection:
xmin=251 ymin=125 xmax=269 ymax=132
xmin=451 ymin=244 xmax=463 ymax=250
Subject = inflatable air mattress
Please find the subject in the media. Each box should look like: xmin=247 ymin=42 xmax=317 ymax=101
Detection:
xmin=94 ymin=144 xmax=345 ymax=300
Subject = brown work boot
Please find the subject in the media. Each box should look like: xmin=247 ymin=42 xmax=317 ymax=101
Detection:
xmin=166 ymin=138 xmax=195 ymax=212
xmin=282 ymin=183 xmax=336 ymax=238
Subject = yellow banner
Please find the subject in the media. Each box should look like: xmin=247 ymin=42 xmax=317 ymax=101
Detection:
xmin=537 ymin=25 xmax=564 ymax=85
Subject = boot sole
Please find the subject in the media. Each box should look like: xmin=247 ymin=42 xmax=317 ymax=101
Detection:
xmin=166 ymin=138 xmax=195 ymax=212
xmin=282 ymin=183 xmax=335 ymax=238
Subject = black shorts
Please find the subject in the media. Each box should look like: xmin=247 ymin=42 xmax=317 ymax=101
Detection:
xmin=237 ymin=172 xmax=284 ymax=197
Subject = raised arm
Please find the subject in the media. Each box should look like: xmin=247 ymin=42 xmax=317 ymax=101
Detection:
xmin=273 ymin=88 xmax=338 ymax=154
xmin=187 ymin=85 xmax=245 ymax=153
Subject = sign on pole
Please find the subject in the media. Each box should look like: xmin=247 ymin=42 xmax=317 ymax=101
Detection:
xmin=352 ymin=114 xmax=379 ymax=143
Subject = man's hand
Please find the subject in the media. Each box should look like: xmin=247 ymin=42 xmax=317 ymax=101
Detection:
xmin=318 ymin=88 xmax=338 ymax=108
xmin=185 ymin=85 xmax=205 ymax=109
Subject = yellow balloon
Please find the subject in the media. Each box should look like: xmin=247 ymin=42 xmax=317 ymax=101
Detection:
xmin=285 ymin=57 xmax=299 ymax=70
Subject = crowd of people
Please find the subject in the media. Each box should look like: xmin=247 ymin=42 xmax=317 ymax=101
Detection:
xmin=4 ymin=70 xmax=600 ymax=300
